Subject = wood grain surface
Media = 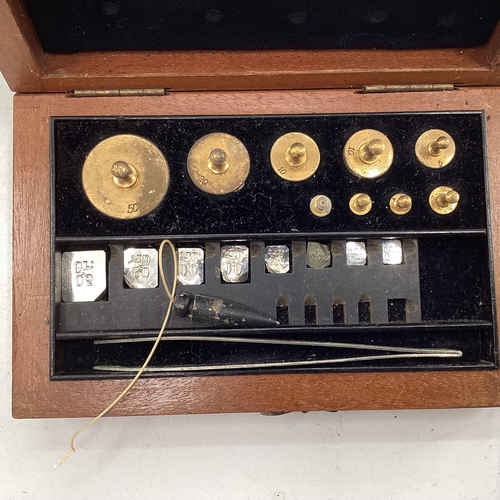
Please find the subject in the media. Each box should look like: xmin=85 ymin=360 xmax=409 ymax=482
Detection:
xmin=1 ymin=0 xmax=500 ymax=92
xmin=0 ymin=0 xmax=43 ymax=91
xmin=487 ymin=20 xmax=500 ymax=66
xmin=11 ymin=88 xmax=500 ymax=418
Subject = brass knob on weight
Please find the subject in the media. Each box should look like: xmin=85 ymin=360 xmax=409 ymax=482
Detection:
xmin=389 ymin=193 xmax=412 ymax=215
xmin=285 ymin=142 xmax=307 ymax=167
xmin=111 ymin=161 xmax=138 ymax=188
xmin=359 ymin=138 xmax=385 ymax=164
xmin=429 ymin=186 xmax=460 ymax=214
xmin=343 ymin=129 xmax=393 ymax=179
xmin=270 ymin=132 xmax=320 ymax=182
xmin=349 ymin=193 xmax=372 ymax=216
xmin=429 ymin=136 xmax=450 ymax=156
xmin=208 ymin=148 xmax=230 ymax=174
xmin=415 ymin=129 xmax=455 ymax=168
xmin=187 ymin=133 xmax=250 ymax=195
xmin=82 ymin=134 xmax=170 ymax=220
xmin=310 ymin=195 xmax=332 ymax=217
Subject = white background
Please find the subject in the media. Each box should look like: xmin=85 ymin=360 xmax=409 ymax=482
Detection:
xmin=0 ymin=73 xmax=499 ymax=499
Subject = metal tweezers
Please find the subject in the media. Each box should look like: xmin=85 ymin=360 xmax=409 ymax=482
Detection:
xmin=93 ymin=335 xmax=463 ymax=372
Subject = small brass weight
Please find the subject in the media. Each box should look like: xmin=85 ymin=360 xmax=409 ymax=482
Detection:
xmin=429 ymin=186 xmax=460 ymax=215
xmin=343 ymin=129 xmax=394 ymax=179
xmin=270 ymin=132 xmax=321 ymax=182
xmin=82 ymin=134 xmax=170 ymax=220
xmin=415 ymin=129 xmax=456 ymax=169
xmin=349 ymin=193 xmax=372 ymax=216
xmin=389 ymin=193 xmax=412 ymax=215
xmin=310 ymin=195 xmax=332 ymax=217
xmin=187 ymin=132 xmax=250 ymax=195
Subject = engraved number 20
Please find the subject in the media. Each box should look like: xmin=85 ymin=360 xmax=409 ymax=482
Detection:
xmin=197 ymin=175 xmax=209 ymax=186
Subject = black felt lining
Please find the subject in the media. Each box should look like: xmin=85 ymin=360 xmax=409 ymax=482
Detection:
xmin=53 ymin=113 xmax=487 ymax=237
xmin=24 ymin=0 xmax=500 ymax=53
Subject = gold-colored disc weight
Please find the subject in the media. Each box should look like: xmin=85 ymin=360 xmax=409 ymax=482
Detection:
xmin=390 ymin=193 xmax=412 ymax=215
xmin=270 ymin=132 xmax=321 ymax=182
xmin=415 ymin=129 xmax=456 ymax=169
xmin=349 ymin=193 xmax=372 ymax=216
xmin=429 ymin=186 xmax=460 ymax=215
xmin=343 ymin=129 xmax=393 ymax=179
xmin=82 ymin=134 xmax=169 ymax=219
xmin=187 ymin=133 xmax=250 ymax=195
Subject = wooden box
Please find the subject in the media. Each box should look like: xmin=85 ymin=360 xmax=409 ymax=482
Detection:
xmin=3 ymin=0 xmax=500 ymax=418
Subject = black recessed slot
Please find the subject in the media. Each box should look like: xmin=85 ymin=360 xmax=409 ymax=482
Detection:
xmin=276 ymin=297 xmax=290 ymax=325
xmin=388 ymin=299 xmax=408 ymax=323
xmin=333 ymin=298 xmax=346 ymax=324
xmin=358 ymin=300 xmax=372 ymax=325
xmin=304 ymin=295 xmax=318 ymax=325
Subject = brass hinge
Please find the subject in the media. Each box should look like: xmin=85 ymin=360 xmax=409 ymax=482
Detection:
xmin=362 ymin=84 xmax=456 ymax=94
xmin=71 ymin=89 xmax=168 ymax=97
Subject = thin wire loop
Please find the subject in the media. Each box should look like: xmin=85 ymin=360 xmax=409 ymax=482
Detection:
xmin=54 ymin=239 xmax=178 ymax=469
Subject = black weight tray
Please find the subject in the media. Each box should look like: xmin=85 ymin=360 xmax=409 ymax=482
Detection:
xmin=50 ymin=112 xmax=497 ymax=379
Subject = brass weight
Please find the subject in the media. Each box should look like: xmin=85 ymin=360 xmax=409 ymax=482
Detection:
xmin=187 ymin=133 xmax=250 ymax=195
xmin=349 ymin=193 xmax=372 ymax=216
xmin=389 ymin=193 xmax=412 ymax=215
xmin=429 ymin=186 xmax=460 ymax=214
xmin=415 ymin=129 xmax=455 ymax=169
xmin=310 ymin=195 xmax=332 ymax=217
xmin=82 ymin=134 xmax=170 ymax=220
xmin=270 ymin=132 xmax=321 ymax=182
xmin=343 ymin=129 xmax=394 ymax=179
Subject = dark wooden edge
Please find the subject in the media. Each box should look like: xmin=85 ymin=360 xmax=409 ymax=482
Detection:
xmin=39 ymin=47 xmax=497 ymax=92
xmin=487 ymin=18 xmax=500 ymax=66
xmin=12 ymin=88 xmax=500 ymax=419
xmin=1 ymin=0 xmax=500 ymax=92
xmin=0 ymin=0 xmax=43 ymax=89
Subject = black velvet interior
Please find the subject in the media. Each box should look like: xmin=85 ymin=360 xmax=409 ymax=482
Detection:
xmin=53 ymin=113 xmax=487 ymax=238
xmin=24 ymin=0 xmax=500 ymax=53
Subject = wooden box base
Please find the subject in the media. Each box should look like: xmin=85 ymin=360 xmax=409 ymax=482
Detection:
xmin=12 ymin=88 xmax=500 ymax=418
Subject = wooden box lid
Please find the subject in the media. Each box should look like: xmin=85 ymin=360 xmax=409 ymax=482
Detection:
xmin=1 ymin=0 xmax=500 ymax=93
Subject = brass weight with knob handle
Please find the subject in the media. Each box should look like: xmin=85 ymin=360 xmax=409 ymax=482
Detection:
xmin=82 ymin=134 xmax=170 ymax=220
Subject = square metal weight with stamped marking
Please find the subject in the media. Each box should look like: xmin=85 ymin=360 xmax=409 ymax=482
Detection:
xmin=123 ymin=248 xmax=158 ymax=288
xmin=61 ymin=250 xmax=107 ymax=302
